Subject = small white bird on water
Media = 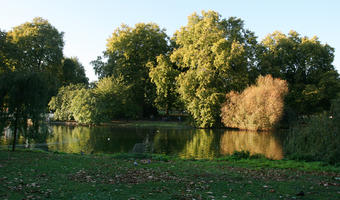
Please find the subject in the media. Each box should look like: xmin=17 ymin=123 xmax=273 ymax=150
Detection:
xmin=107 ymin=137 xmax=110 ymax=141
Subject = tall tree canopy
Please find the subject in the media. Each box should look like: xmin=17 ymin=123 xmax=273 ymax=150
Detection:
xmin=255 ymin=31 xmax=340 ymax=114
xmin=60 ymin=57 xmax=89 ymax=86
xmin=0 ymin=18 xmax=68 ymax=150
xmin=170 ymin=11 xmax=257 ymax=128
xmin=7 ymin=17 xmax=64 ymax=73
xmin=6 ymin=17 xmax=66 ymax=97
xmin=149 ymin=55 xmax=181 ymax=115
xmin=92 ymin=23 xmax=170 ymax=117
xmin=0 ymin=30 xmax=18 ymax=73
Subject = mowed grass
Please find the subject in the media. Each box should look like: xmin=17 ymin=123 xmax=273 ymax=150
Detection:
xmin=0 ymin=150 xmax=339 ymax=200
xmin=110 ymin=120 xmax=189 ymax=128
xmin=52 ymin=120 xmax=191 ymax=128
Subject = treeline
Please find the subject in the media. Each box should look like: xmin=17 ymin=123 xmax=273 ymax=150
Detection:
xmin=58 ymin=11 xmax=340 ymax=128
xmin=0 ymin=18 xmax=88 ymax=150
xmin=2 ymin=11 xmax=340 ymax=131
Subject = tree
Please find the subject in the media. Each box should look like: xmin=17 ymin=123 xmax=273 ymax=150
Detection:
xmin=221 ymin=75 xmax=288 ymax=130
xmin=60 ymin=57 xmax=89 ymax=86
xmin=7 ymin=17 xmax=65 ymax=98
xmin=49 ymin=84 xmax=99 ymax=124
xmin=49 ymin=75 xmax=138 ymax=124
xmin=148 ymin=55 xmax=181 ymax=115
xmin=255 ymin=31 xmax=339 ymax=114
xmin=0 ymin=72 xmax=49 ymax=151
xmin=70 ymin=88 xmax=97 ymax=124
xmin=0 ymin=30 xmax=18 ymax=73
xmin=93 ymin=75 xmax=138 ymax=120
xmin=171 ymin=11 xmax=257 ymax=127
xmin=92 ymin=23 xmax=170 ymax=117
xmin=7 ymin=17 xmax=64 ymax=73
xmin=48 ymin=84 xmax=86 ymax=121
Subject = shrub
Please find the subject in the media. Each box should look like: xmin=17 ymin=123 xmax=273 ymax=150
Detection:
xmin=93 ymin=75 xmax=141 ymax=120
xmin=48 ymin=84 xmax=86 ymax=121
xmin=284 ymin=97 xmax=340 ymax=164
xmin=221 ymin=75 xmax=288 ymax=130
xmin=48 ymin=84 xmax=99 ymax=124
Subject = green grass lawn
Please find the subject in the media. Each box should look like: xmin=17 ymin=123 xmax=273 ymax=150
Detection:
xmin=107 ymin=120 xmax=190 ymax=128
xmin=51 ymin=120 xmax=191 ymax=129
xmin=0 ymin=150 xmax=339 ymax=200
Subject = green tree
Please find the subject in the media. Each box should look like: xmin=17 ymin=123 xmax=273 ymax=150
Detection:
xmin=7 ymin=17 xmax=65 ymax=97
xmin=0 ymin=30 xmax=18 ymax=73
xmin=60 ymin=57 xmax=89 ymax=86
xmin=7 ymin=17 xmax=64 ymax=73
xmin=93 ymin=75 xmax=138 ymax=120
xmin=256 ymin=31 xmax=339 ymax=114
xmin=49 ymin=75 xmax=137 ymax=124
xmin=148 ymin=55 xmax=181 ymax=116
xmin=49 ymin=84 xmax=99 ymax=124
xmin=70 ymin=88 xmax=97 ymax=124
xmin=0 ymin=72 xmax=49 ymax=151
xmin=48 ymin=84 xmax=86 ymax=121
xmin=92 ymin=23 xmax=170 ymax=117
xmin=171 ymin=11 xmax=257 ymax=127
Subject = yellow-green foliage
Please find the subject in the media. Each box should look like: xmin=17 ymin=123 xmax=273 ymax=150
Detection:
xmin=221 ymin=75 xmax=288 ymax=130
xmin=170 ymin=11 xmax=256 ymax=128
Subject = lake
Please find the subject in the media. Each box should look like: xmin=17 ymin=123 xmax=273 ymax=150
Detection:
xmin=0 ymin=125 xmax=284 ymax=160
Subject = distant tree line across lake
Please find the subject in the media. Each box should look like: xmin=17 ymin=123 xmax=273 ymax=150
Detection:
xmin=1 ymin=10 xmax=340 ymax=134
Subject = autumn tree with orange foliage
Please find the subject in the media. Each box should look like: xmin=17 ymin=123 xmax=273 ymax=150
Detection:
xmin=221 ymin=75 xmax=288 ymax=130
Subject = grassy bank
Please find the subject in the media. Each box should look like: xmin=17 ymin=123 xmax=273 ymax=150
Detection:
xmin=50 ymin=120 xmax=191 ymax=128
xmin=0 ymin=150 xmax=339 ymax=200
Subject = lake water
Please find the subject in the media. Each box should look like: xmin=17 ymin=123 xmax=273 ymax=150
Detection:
xmin=0 ymin=125 xmax=285 ymax=160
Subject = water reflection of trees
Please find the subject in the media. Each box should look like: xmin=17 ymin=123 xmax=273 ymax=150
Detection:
xmin=153 ymin=129 xmax=221 ymax=159
xmin=179 ymin=129 xmax=219 ymax=159
xmin=1 ymin=125 xmax=283 ymax=160
xmin=89 ymin=126 xmax=149 ymax=153
xmin=220 ymin=130 xmax=283 ymax=160
xmin=153 ymin=129 xmax=192 ymax=155
xmin=47 ymin=126 xmax=153 ymax=154
xmin=0 ymin=126 xmax=51 ymax=150
xmin=153 ymin=129 xmax=283 ymax=160
xmin=47 ymin=126 xmax=93 ymax=153
xmin=0 ymin=128 xmax=25 ymax=146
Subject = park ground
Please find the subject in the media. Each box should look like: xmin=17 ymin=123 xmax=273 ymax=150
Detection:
xmin=0 ymin=150 xmax=339 ymax=200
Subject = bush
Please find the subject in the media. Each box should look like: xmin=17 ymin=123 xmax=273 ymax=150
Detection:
xmin=48 ymin=84 xmax=99 ymax=124
xmin=93 ymin=75 xmax=141 ymax=120
xmin=284 ymin=97 xmax=340 ymax=164
xmin=48 ymin=75 xmax=142 ymax=124
xmin=48 ymin=84 xmax=86 ymax=121
xmin=221 ymin=75 xmax=288 ymax=130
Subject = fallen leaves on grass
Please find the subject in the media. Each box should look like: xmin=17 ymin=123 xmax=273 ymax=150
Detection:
xmin=69 ymin=167 xmax=182 ymax=185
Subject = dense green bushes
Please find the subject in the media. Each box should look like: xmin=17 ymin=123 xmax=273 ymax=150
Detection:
xmin=48 ymin=75 xmax=140 ymax=124
xmin=93 ymin=75 xmax=139 ymax=120
xmin=284 ymin=97 xmax=340 ymax=164
xmin=221 ymin=75 xmax=288 ymax=130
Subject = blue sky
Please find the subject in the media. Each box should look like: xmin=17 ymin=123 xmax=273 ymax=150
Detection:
xmin=1 ymin=0 xmax=340 ymax=82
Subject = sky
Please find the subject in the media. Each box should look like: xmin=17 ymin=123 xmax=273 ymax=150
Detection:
xmin=1 ymin=0 xmax=340 ymax=82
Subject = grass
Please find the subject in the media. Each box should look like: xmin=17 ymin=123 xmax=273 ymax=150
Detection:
xmin=1 ymin=150 xmax=340 ymax=200
xmin=50 ymin=120 xmax=191 ymax=128
xmin=108 ymin=120 xmax=190 ymax=128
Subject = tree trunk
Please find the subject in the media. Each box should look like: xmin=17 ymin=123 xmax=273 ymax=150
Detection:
xmin=12 ymin=113 xmax=18 ymax=151
xmin=165 ymin=104 xmax=169 ymax=117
